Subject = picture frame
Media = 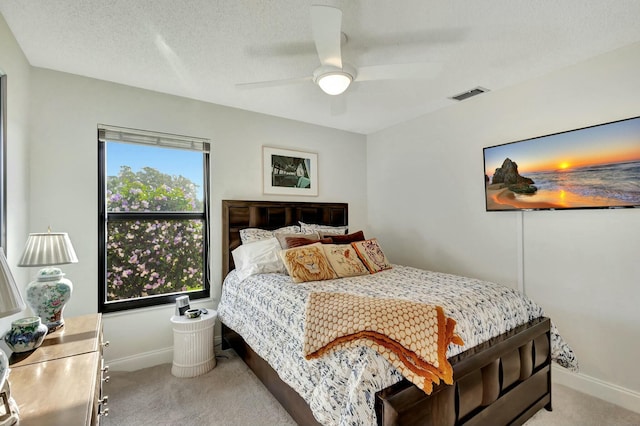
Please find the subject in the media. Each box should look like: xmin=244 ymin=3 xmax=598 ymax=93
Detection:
xmin=263 ymin=146 xmax=318 ymax=196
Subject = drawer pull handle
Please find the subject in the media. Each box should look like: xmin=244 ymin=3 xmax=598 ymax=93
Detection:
xmin=102 ymin=365 xmax=109 ymax=373
xmin=102 ymin=341 xmax=110 ymax=348
xmin=100 ymin=395 xmax=109 ymax=405
xmin=102 ymin=375 xmax=110 ymax=383
xmin=99 ymin=407 xmax=110 ymax=417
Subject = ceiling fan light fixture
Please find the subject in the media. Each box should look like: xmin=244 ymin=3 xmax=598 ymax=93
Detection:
xmin=316 ymin=71 xmax=352 ymax=95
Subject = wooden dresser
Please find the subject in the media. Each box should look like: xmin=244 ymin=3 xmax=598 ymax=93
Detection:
xmin=9 ymin=313 xmax=109 ymax=425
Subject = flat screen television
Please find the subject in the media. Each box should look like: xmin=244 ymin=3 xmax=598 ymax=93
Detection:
xmin=483 ymin=115 xmax=640 ymax=211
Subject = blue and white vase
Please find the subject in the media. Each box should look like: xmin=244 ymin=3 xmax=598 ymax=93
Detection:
xmin=4 ymin=316 xmax=48 ymax=353
xmin=26 ymin=267 xmax=73 ymax=331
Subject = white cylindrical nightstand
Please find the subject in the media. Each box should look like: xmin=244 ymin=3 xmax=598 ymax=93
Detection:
xmin=170 ymin=310 xmax=217 ymax=378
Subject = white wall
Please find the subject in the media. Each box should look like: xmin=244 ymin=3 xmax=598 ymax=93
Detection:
xmin=26 ymin=68 xmax=367 ymax=369
xmin=367 ymin=42 xmax=640 ymax=411
xmin=0 ymin=14 xmax=31 ymax=342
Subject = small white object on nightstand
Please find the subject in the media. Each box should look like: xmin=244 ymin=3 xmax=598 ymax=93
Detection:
xmin=170 ymin=309 xmax=217 ymax=378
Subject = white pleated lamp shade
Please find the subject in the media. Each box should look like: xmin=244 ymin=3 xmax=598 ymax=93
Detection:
xmin=18 ymin=232 xmax=79 ymax=267
xmin=0 ymin=247 xmax=25 ymax=318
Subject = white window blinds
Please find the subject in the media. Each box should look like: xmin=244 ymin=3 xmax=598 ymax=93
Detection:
xmin=98 ymin=124 xmax=209 ymax=153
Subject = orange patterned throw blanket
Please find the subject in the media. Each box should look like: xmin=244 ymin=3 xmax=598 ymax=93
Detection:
xmin=303 ymin=292 xmax=464 ymax=394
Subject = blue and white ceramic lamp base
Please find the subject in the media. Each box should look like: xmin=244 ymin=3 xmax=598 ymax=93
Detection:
xmin=3 ymin=317 xmax=48 ymax=354
xmin=25 ymin=267 xmax=72 ymax=332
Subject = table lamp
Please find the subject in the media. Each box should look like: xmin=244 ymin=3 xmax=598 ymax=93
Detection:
xmin=17 ymin=231 xmax=78 ymax=331
xmin=0 ymin=247 xmax=24 ymax=425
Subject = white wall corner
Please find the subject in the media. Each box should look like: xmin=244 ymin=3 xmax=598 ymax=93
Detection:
xmin=553 ymin=365 xmax=640 ymax=415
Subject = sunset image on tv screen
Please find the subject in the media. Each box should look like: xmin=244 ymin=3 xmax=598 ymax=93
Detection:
xmin=483 ymin=116 xmax=640 ymax=211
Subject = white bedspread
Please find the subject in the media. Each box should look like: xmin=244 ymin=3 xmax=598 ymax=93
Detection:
xmin=218 ymin=265 xmax=577 ymax=426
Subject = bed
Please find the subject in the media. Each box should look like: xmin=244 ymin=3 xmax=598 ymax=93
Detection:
xmin=219 ymin=200 xmax=577 ymax=425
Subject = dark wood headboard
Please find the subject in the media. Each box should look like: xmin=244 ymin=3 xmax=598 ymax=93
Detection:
xmin=222 ymin=200 xmax=348 ymax=278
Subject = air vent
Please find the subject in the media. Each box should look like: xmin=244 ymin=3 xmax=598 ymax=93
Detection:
xmin=449 ymin=87 xmax=489 ymax=101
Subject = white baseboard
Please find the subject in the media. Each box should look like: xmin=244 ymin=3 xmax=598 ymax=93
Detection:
xmin=107 ymin=347 xmax=174 ymax=371
xmin=106 ymin=335 xmax=223 ymax=372
xmin=553 ymin=365 xmax=640 ymax=414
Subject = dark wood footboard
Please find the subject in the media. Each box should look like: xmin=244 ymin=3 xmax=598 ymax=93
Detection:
xmin=375 ymin=317 xmax=551 ymax=426
xmin=222 ymin=317 xmax=551 ymax=426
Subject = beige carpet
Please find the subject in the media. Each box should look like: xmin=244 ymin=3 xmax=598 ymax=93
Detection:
xmin=103 ymin=349 xmax=295 ymax=426
xmin=104 ymin=349 xmax=640 ymax=426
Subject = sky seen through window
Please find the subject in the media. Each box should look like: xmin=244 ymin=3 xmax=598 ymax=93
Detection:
xmin=107 ymin=142 xmax=204 ymax=201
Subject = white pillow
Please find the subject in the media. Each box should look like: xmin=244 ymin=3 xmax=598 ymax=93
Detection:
xmin=240 ymin=225 xmax=301 ymax=244
xmin=231 ymin=237 xmax=285 ymax=281
xmin=299 ymin=221 xmax=348 ymax=235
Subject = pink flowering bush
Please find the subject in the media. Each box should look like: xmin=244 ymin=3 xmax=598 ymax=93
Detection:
xmin=106 ymin=166 xmax=204 ymax=301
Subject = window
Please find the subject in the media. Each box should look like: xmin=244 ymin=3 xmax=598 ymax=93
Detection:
xmin=98 ymin=125 xmax=210 ymax=313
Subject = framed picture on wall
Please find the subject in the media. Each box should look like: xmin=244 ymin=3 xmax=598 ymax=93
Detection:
xmin=263 ymin=146 xmax=318 ymax=196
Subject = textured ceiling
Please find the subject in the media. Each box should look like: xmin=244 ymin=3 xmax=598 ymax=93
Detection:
xmin=1 ymin=0 xmax=639 ymax=134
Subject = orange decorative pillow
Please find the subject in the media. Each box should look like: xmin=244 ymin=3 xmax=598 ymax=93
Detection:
xmin=351 ymin=238 xmax=392 ymax=273
xmin=280 ymin=243 xmax=338 ymax=283
xmin=322 ymin=244 xmax=369 ymax=278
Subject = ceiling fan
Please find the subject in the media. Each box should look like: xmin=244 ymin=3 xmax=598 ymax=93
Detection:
xmin=238 ymin=4 xmax=441 ymax=96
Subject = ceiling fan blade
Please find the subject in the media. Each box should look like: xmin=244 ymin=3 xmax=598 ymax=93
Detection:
xmin=356 ymin=62 xmax=442 ymax=82
xmin=236 ymin=76 xmax=312 ymax=90
xmin=310 ymin=5 xmax=343 ymax=69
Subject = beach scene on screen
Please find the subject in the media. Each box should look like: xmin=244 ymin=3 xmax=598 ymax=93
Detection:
xmin=484 ymin=117 xmax=640 ymax=210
